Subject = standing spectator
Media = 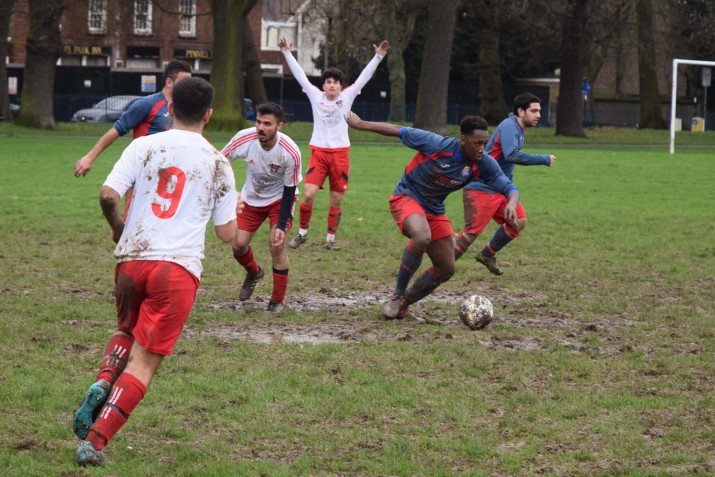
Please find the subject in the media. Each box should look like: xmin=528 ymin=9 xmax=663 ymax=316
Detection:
xmin=72 ymin=77 xmax=241 ymax=466
xmin=455 ymin=93 xmax=556 ymax=275
xmin=345 ymin=112 xmax=519 ymax=319
xmin=221 ymin=103 xmax=302 ymax=312
xmin=278 ymin=37 xmax=389 ymax=250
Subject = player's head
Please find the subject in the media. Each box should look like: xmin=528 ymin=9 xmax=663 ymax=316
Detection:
xmin=171 ymin=77 xmax=213 ymax=125
xmin=321 ymin=67 xmax=344 ymax=98
xmin=163 ymin=59 xmax=192 ymax=89
xmin=459 ymin=115 xmax=490 ymax=163
xmin=513 ymin=93 xmax=542 ymax=127
xmin=255 ymin=102 xmax=285 ymax=147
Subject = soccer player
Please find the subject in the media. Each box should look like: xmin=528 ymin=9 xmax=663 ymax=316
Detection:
xmin=221 ymin=103 xmax=302 ymax=313
xmin=345 ymin=112 xmax=520 ymax=319
xmin=72 ymin=77 xmax=242 ymax=466
xmin=455 ymin=93 xmax=556 ymax=275
xmin=74 ymin=59 xmax=192 ymax=179
xmin=278 ymin=36 xmax=389 ymax=250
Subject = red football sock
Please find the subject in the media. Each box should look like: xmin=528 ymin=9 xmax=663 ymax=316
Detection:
xmin=233 ymin=246 xmax=261 ymax=275
xmin=270 ymin=268 xmax=289 ymax=303
xmin=298 ymin=202 xmax=313 ymax=231
xmin=87 ymin=372 xmax=147 ymax=451
xmin=96 ymin=332 xmax=134 ymax=384
xmin=327 ymin=206 xmax=342 ymax=235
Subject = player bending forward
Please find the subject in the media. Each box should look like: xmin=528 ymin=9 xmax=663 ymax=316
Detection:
xmin=345 ymin=112 xmax=519 ymax=319
xmin=222 ymin=103 xmax=302 ymax=313
xmin=72 ymin=77 xmax=241 ymax=466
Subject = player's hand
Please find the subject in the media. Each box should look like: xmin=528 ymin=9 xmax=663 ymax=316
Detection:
xmin=111 ymin=223 xmax=124 ymax=244
xmin=271 ymin=227 xmax=286 ymax=246
xmin=374 ymin=40 xmax=390 ymax=56
xmin=277 ymin=37 xmax=291 ymax=51
xmin=548 ymin=155 xmax=556 ymax=167
xmin=236 ymin=192 xmax=245 ymax=215
xmin=344 ymin=111 xmax=361 ymax=128
xmin=74 ymin=156 xmax=94 ymax=177
xmin=504 ymin=206 xmax=518 ymax=230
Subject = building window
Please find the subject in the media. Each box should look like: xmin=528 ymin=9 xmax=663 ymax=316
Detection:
xmin=88 ymin=0 xmax=106 ymax=34
xmin=179 ymin=0 xmax=197 ymax=37
xmin=134 ymin=0 xmax=152 ymax=35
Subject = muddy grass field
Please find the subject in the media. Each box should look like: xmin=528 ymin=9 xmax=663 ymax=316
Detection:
xmin=1 ymin=132 xmax=713 ymax=476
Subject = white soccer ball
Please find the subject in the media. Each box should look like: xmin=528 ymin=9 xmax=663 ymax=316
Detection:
xmin=459 ymin=294 xmax=494 ymax=330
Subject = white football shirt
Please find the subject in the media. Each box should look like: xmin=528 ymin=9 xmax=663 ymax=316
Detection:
xmin=282 ymin=50 xmax=385 ymax=149
xmin=103 ymin=129 xmax=238 ymax=279
xmin=221 ymin=129 xmax=302 ymax=207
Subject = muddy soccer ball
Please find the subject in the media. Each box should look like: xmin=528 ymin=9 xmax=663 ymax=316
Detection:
xmin=459 ymin=294 xmax=494 ymax=330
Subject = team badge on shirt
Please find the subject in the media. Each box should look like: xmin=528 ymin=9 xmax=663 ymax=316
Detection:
xmin=461 ymin=166 xmax=471 ymax=177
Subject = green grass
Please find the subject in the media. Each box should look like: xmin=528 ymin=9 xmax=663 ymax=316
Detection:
xmin=0 ymin=122 xmax=714 ymax=476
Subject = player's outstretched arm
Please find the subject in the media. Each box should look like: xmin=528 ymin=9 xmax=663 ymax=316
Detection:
xmin=74 ymin=128 xmax=120 ymax=177
xmin=345 ymin=111 xmax=402 ymax=137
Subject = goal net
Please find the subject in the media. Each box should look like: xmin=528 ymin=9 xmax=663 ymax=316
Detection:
xmin=670 ymin=58 xmax=715 ymax=153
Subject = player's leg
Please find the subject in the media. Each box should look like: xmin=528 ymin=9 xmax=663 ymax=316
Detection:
xmin=324 ymin=149 xmax=350 ymax=250
xmin=77 ymin=262 xmax=197 ymax=466
xmin=384 ymin=196 xmax=432 ymax=319
xmin=477 ymin=202 xmax=527 ymax=276
xmin=290 ymin=150 xmax=327 ymax=248
xmin=266 ymin=201 xmax=293 ymax=312
xmin=402 ymin=217 xmax=456 ymax=310
xmin=73 ymin=263 xmax=142 ymax=441
xmin=456 ymin=190 xmax=501 ymax=260
xmin=233 ymin=205 xmax=264 ymax=301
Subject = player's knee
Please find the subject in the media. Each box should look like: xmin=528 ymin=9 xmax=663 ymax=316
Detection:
xmin=517 ymin=217 xmax=527 ymax=232
xmin=435 ymin=264 xmax=455 ymax=283
xmin=411 ymin=233 xmax=431 ymax=252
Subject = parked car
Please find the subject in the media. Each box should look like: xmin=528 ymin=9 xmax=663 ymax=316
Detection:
xmin=71 ymin=95 xmax=142 ymax=123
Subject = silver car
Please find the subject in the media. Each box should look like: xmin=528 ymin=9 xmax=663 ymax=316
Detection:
xmin=71 ymin=95 xmax=142 ymax=123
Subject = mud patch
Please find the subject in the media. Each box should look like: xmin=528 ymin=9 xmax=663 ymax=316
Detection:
xmin=194 ymin=288 xmax=636 ymax=351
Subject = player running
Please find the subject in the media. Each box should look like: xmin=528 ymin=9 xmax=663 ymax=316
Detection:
xmin=455 ymin=92 xmax=556 ymax=275
xmin=221 ymin=103 xmax=303 ymax=313
xmin=72 ymin=77 xmax=241 ymax=466
xmin=278 ymin=36 xmax=389 ymax=250
xmin=345 ymin=112 xmax=519 ymax=319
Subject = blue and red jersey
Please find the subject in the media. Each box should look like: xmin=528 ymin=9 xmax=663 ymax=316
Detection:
xmin=393 ymin=127 xmax=517 ymax=215
xmin=113 ymin=92 xmax=172 ymax=139
xmin=465 ymin=116 xmax=550 ymax=193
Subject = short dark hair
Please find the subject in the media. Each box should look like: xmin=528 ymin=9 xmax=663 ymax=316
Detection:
xmin=171 ymin=77 xmax=213 ymax=124
xmin=321 ymin=67 xmax=344 ymax=85
xmin=513 ymin=93 xmax=542 ymax=115
xmin=256 ymin=102 xmax=285 ymax=123
xmin=459 ymin=115 xmax=489 ymax=135
xmin=163 ymin=59 xmax=192 ymax=84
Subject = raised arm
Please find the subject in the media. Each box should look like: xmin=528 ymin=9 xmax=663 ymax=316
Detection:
xmin=278 ymin=37 xmax=314 ymax=92
xmin=345 ymin=111 xmax=402 ymax=137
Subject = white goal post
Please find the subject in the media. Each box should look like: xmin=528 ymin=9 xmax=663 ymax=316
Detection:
xmin=670 ymin=58 xmax=715 ymax=154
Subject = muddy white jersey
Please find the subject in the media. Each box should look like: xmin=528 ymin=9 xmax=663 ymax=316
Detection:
xmin=221 ymin=128 xmax=302 ymax=207
xmin=103 ymin=129 xmax=238 ymax=279
xmin=282 ymin=50 xmax=385 ymax=148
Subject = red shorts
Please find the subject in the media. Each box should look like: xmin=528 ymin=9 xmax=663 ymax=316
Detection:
xmin=114 ymin=260 xmax=199 ymax=356
xmin=237 ymin=197 xmax=295 ymax=232
xmin=304 ymin=147 xmax=350 ymax=192
xmin=463 ymin=190 xmax=526 ymax=237
xmin=389 ymin=194 xmax=454 ymax=241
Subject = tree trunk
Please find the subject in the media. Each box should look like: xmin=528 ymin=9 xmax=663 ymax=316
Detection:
xmin=386 ymin=7 xmax=418 ymax=122
xmin=636 ymin=0 xmax=665 ymax=129
xmin=209 ymin=0 xmax=248 ymax=131
xmin=242 ymin=13 xmax=267 ymax=108
xmin=414 ymin=0 xmax=460 ymax=133
xmin=0 ymin=0 xmax=17 ymax=122
xmin=15 ymin=0 xmax=64 ymax=129
xmin=555 ymin=0 xmax=588 ymax=137
xmin=477 ymin=10 xmax=508 ymax=125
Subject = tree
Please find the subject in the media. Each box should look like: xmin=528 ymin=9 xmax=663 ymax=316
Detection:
xmin=0 ymin=0 xmax=17 ymax=122
xmin=555 ymin=0 xmax=588 ymax=137
xmin=472 ymin=0 xmax=508 ymax=124
xmin=414 ymin=0 xmax=460 ymax=133
xmin=209 ymin=0 xmax=255 ymax=131
xmin=15 ymin=0 xmax=63 ymax=129
xmin=242 ymin=16 xmax=267 ymax=107
xmin=636 ymin=0 xmax=665 ymax=129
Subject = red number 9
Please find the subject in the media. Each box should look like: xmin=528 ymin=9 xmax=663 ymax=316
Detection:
xmin=152 ymin=166 xmax=186 ymax=219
